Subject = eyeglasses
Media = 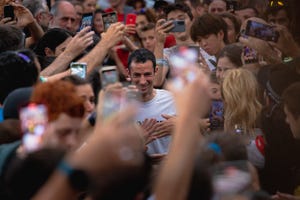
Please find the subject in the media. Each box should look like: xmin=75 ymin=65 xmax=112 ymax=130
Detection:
xmin=269 ymin=0 xmax=285 ymax=8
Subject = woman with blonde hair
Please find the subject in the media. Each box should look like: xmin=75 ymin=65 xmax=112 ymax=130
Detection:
xmin=222 ymin=68 xmax=262 ymax=135
xmin=222 ymin=68 xmax=265 ymax=168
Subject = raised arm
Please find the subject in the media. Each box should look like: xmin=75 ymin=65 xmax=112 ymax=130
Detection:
xmin=40 ymin=26 xmax=94 ymax=76
xmin=154 ymin=69 xmax=211 ymax=200
xmin=33 ymin=99 xmax=142 ymax=200
xmin=11 ymin=2 xmax=44 ymax=48
xmin=153 ymin=19 xmax=174 ymax=88
xmin=78 ymin=22 xmax=126 ymax=75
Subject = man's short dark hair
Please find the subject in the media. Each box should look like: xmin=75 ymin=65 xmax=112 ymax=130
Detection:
xmin=0 ymin=49 xmax=39 ymax=104
xmin=128 ymin=48 xmax=156 ymax=71
xmin=33 ymin=28 xmax=73 ymax=56
xmin=282 ymin=82 xmax=300 ymax=119
xmin=0 ymin=25 xmax=24 ymax=52
xmin=190 ymin=13 xmax=228 ymax=44
xmin=164 ymin=3 xmax=193 ymax=21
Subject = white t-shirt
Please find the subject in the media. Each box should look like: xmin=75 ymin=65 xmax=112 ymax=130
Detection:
xmin=136 ymin=89 xmax=176 ymax=154
xmin=163 ymin=46 xmax=217 ymax=71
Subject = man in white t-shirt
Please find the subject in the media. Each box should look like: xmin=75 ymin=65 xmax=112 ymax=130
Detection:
xmin=128 ymin=48 xmax=176 ymax=155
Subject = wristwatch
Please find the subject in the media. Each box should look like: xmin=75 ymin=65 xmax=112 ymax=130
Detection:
xmin=57 ymin=160 xmax=90 ymax=191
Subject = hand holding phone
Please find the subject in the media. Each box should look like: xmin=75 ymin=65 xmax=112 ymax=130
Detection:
xmin=245 ymin=20 xmax=279 ymax=42
xmin=243 ymin=46 xmax=258 ymax=64
xmin=125 ymin=13 xmax=137 ymax=35
xmin=100 ymin=66 xmax=119 ymax=88
xmin=70 ymin=62 xmax=87 ymax=79
xmin=102 ymin=11 xmax=118 ymax=31
xmin=79 ymin=13 xmax=93 ymax=31
xmin=169 ymin=20 xmax=185 ymax=33
xmin=126 ymin=13 xmax=136 ymax=25
xmin=169 ymin=46 xmax=199 ymax=90
xmin=4 ymin=5 xmax=15 ymax=21
xmin=20 ymin=104 xmax=48 ymax=152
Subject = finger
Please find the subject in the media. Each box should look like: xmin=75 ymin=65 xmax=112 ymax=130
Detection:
xmin=1 ymin=17 xmax=12 ymax=23
xmin=10 ymin=2 xmax=20 ymax=8
xmin=156 ymin=19 xmax=166 ymax=27
xmin=239 ymin=35 xmax=250 ymax=46
xmin=150 ymin=119 xmax=157 ymax=125
xmin=152 ymin=132 xmax=171 ymax=139
xmin=7 ymin=20 xmax=17 ymax=25
xmin=145 ymin=137 xmax=155 ymax=144
xmin=161 ymin=114 xmax=173 ymax=120
xmin=77 ymin=26 xmax=91 ymax=37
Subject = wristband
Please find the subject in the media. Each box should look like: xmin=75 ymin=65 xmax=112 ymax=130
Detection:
xmin=156 ymin=58 xmax=168 ymax=67
xmin=57 ymin=160 xmax=90 ymax=191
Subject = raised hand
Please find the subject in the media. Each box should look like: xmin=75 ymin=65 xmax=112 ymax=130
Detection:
xmin=101 ymin=22 xmax=126 ymax=49
xmin=155 ymin=19 xmax=173 ymax=44
xmin=64 ymin=26 xmax=94 ymax=58
xmin=271 ymin=25 xmax=300 ymax=58
xmin=11 ymin=2 xmax=34 ymax=28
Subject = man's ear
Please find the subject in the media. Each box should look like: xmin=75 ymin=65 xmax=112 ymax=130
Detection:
xmin=126 ymin=68 xmax=130 ymax=76
xmin=217 ymin=30 xmax=224 ymax=41
xmin=196 ymin=6 xmax=205 ymax=16
xmin=36 ymin=12 xmax=42 ymax=22
xmin=44 ymin=47 xmax=55 ymax=57
xmin=154 ymin=66 xmax=158 ymax=74
xmin=126 ymin=68 xmax=131 ymax=81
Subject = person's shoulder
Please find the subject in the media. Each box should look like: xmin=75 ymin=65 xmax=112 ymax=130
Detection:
xmin=0 ymin=141 xmax=21 ymax=175
xmin=155 ymin=89 xmax=174 ymax=99
xmin=0 ymin=141 xmax=21 ymax=152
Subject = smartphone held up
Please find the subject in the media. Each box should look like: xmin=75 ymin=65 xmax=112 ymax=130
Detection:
xmin=102 ymin=11 xmax=118 ymax=31
xmin=99 ymin=66 xmax=141 ymax=119
xmin=70 ymin=62 xmax=87 ymax=79
xmin=4 ymin=5 xmax=15 ymax=21
xmin=169 ymin=45 xmax=199 ymax=90
xmin=244 ymin=20 xmax=279 ymax=42
xmin=20 ymin=104 xmax=48 ymax=152
xmin=79 ymin=13 xmax=93 ymax=31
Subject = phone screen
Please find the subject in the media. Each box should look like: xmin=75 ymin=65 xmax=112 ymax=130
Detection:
xmin=209 ymin=100 xmax=224 ymax=130
xmin=243 ymin=46 xmax=258 ymax=64
xmin=100 ymin=66 xmax=119 ymax=87
xmin=70 ymin=62 xmax=87 ymax=79
xmin=102 ymin=12 xmax=118 ymax=31
xmin=4 ymin=5 xmax=15 ymax=20
xmin=245 ymin=20 xmax=279 ymax=42
xmin=79 ymin=13 xmax=93 ymax=31
xmin=20 ymin=104 xmax=48 ymax=152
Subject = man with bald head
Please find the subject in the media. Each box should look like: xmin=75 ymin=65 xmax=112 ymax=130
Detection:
xmin=49 ymin=0 xmax=77 ymax=32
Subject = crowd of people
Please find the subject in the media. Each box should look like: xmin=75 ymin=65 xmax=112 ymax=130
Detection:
xmin=0 ymin=0 xmax=300 ymax=199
